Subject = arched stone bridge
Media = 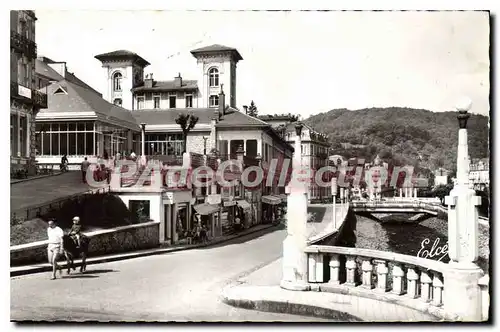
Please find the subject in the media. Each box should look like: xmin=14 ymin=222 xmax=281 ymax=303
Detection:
xmin=350 ymin=198 xmax=447 ymax=223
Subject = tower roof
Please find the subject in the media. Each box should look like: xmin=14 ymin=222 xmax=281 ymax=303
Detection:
xmin=190 ymin=44 xmax=243 ymax=61
xmin=94 ymin=50 xmax=150 ymax=67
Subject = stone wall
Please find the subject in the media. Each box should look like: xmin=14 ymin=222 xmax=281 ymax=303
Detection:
xmin=10 ymin=221 xmax=160 ymax=266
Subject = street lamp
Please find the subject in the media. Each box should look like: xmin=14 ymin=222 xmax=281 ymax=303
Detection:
xmin=456 ymin=97 xmax=472 ymax=129
xmin=140 ymin=122 xmax=146 ymax=157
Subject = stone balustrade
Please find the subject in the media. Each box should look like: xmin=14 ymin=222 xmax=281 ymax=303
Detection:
xmin=304 ymin=245 xmax=488 ymax=321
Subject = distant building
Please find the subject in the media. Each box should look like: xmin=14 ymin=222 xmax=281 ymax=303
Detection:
xmin=259 ymin=113 xmax=332 ymax=201
xmin=10 ymin=10 xmax=47 ymax=174
xmin=469 ymin=157 xmax=489 ymax=188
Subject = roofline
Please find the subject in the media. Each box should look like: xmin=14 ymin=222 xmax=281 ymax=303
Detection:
xmin=264 ymin=127 xmax=295 ymax=152
xmin=94 ymin=53 xmax=151 ymax=67
xmin=190 ymin=48 xmax=243 ymax=62
xmin=131 ymin=86 xmax=198 ymax=93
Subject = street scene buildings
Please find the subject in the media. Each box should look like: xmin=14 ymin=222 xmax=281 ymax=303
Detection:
xmin=10 ymin=10 xmax=490 ymax=323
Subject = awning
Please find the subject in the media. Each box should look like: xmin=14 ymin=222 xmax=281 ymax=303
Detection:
xmin=262 ymin=195 xmax=282 ymax=205
xmin=236 ymin=200 xmax=251 ymax=210
xmin=193 ymin=203 xmax=220 ymax=215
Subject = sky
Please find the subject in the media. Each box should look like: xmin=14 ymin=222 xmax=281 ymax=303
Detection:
xmin=34 ymin=10 xmax=490 ymax=118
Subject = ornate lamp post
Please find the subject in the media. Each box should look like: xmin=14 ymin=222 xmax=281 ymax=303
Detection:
xmin=443 ymin=97 xmax=483 ymax=321
xmin=281 ymin=122 xmax=310 ymax=291
xmin=140 ymin=123 xmax=146 ymax=157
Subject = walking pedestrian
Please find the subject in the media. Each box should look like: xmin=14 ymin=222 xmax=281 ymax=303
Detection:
xmin=81 ymin=157 xmax=90 ymax=183
xmin=47 ymin=219 xmax=64 ymax=280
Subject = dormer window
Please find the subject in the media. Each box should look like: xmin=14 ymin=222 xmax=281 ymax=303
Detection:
xmin=209 ymin=68 xmax=219 ymax=87
xmin=113 ymin=72 xmax=122 ymax=91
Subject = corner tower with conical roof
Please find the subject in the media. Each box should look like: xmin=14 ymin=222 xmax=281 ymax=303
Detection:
xmin=190 ymin=44 xmax=242 ymax=109
xmin=94 ymin=50 xmax=150 ymax=110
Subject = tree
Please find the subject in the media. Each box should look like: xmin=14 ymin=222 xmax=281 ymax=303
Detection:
xmin=175 ymin=113 xmax=199 ymax=153
xmin=248 ymin=100 xmax=258 ymax=117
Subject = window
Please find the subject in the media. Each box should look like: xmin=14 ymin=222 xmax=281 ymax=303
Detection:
xmin=22 ymin=63 xmax=29 ymax=87
xmin=153 ymin=96 xmax=161 ymax=109
xmin=145 ymin=133 xmax=183 ymax=156
xmin=59 ymin=132 xmax=68 ymax=155
xmin=113 ymin=72 xmax=122 ymax=91
xmin=19 ymin=20 xmax=27 ymax=38
xmin=137 ymin=96 xmax=145 ymax=110
xmin=113 ymin=98 xmax=122 ymax=107
xmin=169 ymin=95 xmax=176 ymax=108
xmin=10 ymin=114 xmax=15 ymax=156
xmin=19 ymin=116 xmax=27 ymax=157
xmin=209 ymin=95 xmax=219 ymax=108
xmin=246 ymin=140 xmax=258 ymax=158
xmin=209 ymin=68 xmax=219 ymax=87
xmin=185 ymin=94 xmax=193 ymax=108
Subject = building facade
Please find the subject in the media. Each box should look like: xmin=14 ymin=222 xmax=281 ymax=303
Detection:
xmin=34 ymin=56 xmax=141 ymax=167
xmin=469 ymin=157 xmax=489 ymax=189
xmin=10 ymin=10 xmax=47 ymax=174
xmin=93 ymin=44 xmax=293 ymax=243
xmin=259 ymin=114 xmax=331 ymax=201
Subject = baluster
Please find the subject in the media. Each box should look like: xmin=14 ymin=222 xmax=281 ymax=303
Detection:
xmin=308 ymin=253 xmax=317 ymax=283
xmin=315 ymin=253 xmax=324 ymax=282
xmin=420 ymin=270 xmax=433 ymax=303
xmin=345 ymin=255 xmax=357 ymax=287
xmin=374 ymin=259 xmax=389 ymax=292
xmin=391 ymin=263 xmax=405 ymax=295
xmin=361 ymin=258 xmax=373 ymax=289
xmin=406 ymin=266 xmax=419 ymax=299
xmin=328 ymin=254 xmax=340 ymax=285
xmin=432 ymin=272 xmax=444 ymax=307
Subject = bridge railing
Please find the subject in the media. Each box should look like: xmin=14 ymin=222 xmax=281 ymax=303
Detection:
xmin=305 ymin=245 xmax=449 ymax=318
xmin=304 ymin=245 xmax=488 ymax=320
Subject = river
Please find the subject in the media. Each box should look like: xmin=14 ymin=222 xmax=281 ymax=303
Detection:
xmin=354 ymin=214 xmax=490 ymax=272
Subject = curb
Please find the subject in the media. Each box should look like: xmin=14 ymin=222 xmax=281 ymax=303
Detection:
xmin=221 ymin=287 xmax=362 ymax=322
xmin=10 ymin=171 xmax=64 ymax=185
xmin=11 ymin=223 xmax=279 ymax=277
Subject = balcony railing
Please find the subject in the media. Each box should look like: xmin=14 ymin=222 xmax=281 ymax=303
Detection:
xmin=10 ymin=81 xmax=48 ymax=109
xmin=10 ymin=30 xmax=37 ymax=59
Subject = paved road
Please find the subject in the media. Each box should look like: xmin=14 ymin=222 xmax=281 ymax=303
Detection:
xmin=11 ymin=172 xmax=91 ymax=211
xmin=11 ymin=227 xmax=331 ymax=322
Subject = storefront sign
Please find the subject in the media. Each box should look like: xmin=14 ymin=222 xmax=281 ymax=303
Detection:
xmin=18 ymin=85 xmax=32 ymax=99
xmin=207 ymin=194 xmax=221 ymax=205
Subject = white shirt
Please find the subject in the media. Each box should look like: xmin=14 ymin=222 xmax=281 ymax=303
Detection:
xmin=130 ymin=152 xmax=136 ymax=158
xmin=47 ymin=226 xmax=64 ymax=245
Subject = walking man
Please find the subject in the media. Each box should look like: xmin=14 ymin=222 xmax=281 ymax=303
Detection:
xmin=81 ymin=157 xmax=90 ymax=183
xmin=47 ymin=219 xmax=64 ymax=280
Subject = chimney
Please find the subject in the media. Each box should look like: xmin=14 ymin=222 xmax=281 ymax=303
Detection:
xmin=145 ymin=73 xmax=154 ymax=88
xmin=48 ymin=62 xmax=67 ymax=78
xmin=243 ymin=105 xmax=248 ymax=114
xmin=218 ymin=84 xmax=225 ymax=118
xmin=174 ymin=73 xmax=182 ymax=87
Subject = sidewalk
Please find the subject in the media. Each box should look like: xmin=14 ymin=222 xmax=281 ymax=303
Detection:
xmin=10 ymin=171 xmax=63 ymax=185
xmin=221 ymin=258 xmax=440 ymax=322
xmin=10 ymin=223 xmax=278 ymax=277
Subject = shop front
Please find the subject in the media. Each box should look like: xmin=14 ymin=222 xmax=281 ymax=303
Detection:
xmin=261 ymin=195 xmax=282 ymax=223
xmin=193 ymin=202 xmax=220 ymax=239
xmin=162 ymin=189 xmax=193 ymax=245
xmin=236 ymin=199 xmax=252 ymax=229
